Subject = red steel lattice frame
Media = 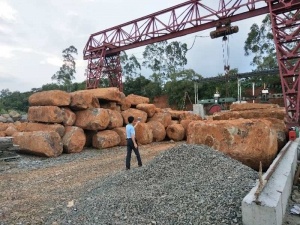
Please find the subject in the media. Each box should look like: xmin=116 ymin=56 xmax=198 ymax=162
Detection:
xmin=267 ymin=0 xmax=300 ymax=126
xmin=83 ymin=0 xmax=300 ymax=125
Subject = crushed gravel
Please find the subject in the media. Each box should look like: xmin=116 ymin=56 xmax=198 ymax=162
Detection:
xmin=46 ymin=144 xmax=258 ymax=225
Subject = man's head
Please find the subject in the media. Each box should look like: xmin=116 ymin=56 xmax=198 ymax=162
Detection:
xmin=128 ymin=116 xmax=134 ymax=123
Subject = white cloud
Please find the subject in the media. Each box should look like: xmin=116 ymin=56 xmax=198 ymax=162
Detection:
xmin=0 ymin=45 xmax=33 ymax=58
xmin=0 ymin=1 xmax=17 ymax=22
xmin=40 ymin=56 xmax=63 ymax=67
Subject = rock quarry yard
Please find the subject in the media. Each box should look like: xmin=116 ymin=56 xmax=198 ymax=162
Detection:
xmin=0 ymin=88 xmax=299 ymax=225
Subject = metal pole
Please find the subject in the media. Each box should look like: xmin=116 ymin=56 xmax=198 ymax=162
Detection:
xmin=252 ymin=82 xmax=255 ymax=103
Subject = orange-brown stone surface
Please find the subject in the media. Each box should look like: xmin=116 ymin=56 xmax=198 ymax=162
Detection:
xmin=135 ymin=122 xmax=153 ymax=145
xmin=187 ymin=119 xmax=278 ymax=171
xmin=147 ymin=112 xmax=172 ymax=128
xmin=125 ymin=94 xmax=149 ymax=106
xmin=101 ymin=102 xmax=118 ymax=110
xmin=147 ymin=121 xmax=166 ymax=142
xmin=212 ymin=108 xmax=285 ymax=120
xmin=62 ymin=126 xmax=86 ymax=153
xmin=170 ymin=120 xmax=179 ymax=125
xmin=179 ymin=112 xmax=202 ymax=121
xmin=15 ymin=122 xmax=65 ymax=137
xmin=0 ymin=131 xmax=5 ymax=137
xmin=28 ymin=90 xmax=71 ymax=106
xmin=230 ymin=103 xmax=279 ymax=111
xmin=166 ymin=124 xmax=185 ymax=141
xmin=75 ymin=108 xmax=110 ymax=131
xmin=180 ymin=119 xmax=192 ymax=138
xmin=5 ymin=125 xmax=18 ymax=136
xmin=92 ymin=130 xmax=120 ymax=149
xmin=112 ymin=127 xmax=127 ymax=146
xmin=107 ymin=109 xmax=124 ymax=129
xmin=0 ymin=123 xmax=9 ymax=131
xmin=13 ymin=131 xmax=63 ymax=157
xmin=83 ymin=87 xmax=122 ymax=103
xmin=120 ymin=97 xmax=131 ymax=111
xmin=62 ymin=107 xmax=76 ymax=126
xmin=28 ymin=106 xmax=64 ymax=123
xmin=121 ymin=108 xmax=148 ymax=124
xmin=136 ymin=104 xmax=156 ymax=117
xmin=70 ymin=91 xmax=100 ymax=110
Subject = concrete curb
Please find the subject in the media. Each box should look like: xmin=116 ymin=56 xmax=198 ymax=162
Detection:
xmin=242 ymin=139 xmax=299 ymax=225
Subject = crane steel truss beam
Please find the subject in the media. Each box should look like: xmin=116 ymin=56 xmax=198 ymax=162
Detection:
xmin=267 ymin=0 xmax=300 ymax=126
xmin=84 ymin=0 xmax=269 ymax=58
xmin=84 ymin=0 xmax=270 ymax=89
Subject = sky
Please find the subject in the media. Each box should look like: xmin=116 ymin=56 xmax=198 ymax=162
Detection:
xmin=0 ymin=0 xmax=267 ymax=93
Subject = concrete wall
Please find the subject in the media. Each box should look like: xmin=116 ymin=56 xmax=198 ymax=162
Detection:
xmin=242 ymin=139 xmax=299 ymax=225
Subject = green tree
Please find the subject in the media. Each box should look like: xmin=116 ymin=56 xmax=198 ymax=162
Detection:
xmin=120 ymin=51 xmax=141 ymax=79
xmin=164 ymin=69 xmax=202 ymax=108
xmin=123 ymin=75 xmax=151 ymax=96
xmin=244 ymin=15 xmax=277 ymax=70
xmin=142 ymin=41 xmax=188 ymax=82
xmin=52 ymin=45 xmax=78 ymax=91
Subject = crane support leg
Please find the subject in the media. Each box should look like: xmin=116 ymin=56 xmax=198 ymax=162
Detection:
xmin=267 ymin=0 xmax=300 ymax=127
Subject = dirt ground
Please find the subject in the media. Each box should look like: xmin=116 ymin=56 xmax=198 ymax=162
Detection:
xmin=0 ymin=142 xmax=180 ymax=224
xmin=0 ymin=141 xmax=299 ymax=225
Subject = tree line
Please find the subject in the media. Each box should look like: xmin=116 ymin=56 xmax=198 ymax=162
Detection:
xmin=0 ymin=15 xmax=281 ymax=114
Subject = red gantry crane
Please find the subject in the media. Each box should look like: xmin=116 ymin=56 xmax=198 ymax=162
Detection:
xmin=83 ymin=0 xmax=300 ymax=126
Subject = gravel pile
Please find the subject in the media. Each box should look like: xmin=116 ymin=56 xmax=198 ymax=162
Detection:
xmin=50 ymin=144 xmax=258 ymax=225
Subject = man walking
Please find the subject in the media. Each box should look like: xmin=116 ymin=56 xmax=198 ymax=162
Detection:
xmin=126 ymin=116 xmax=142 ymax=170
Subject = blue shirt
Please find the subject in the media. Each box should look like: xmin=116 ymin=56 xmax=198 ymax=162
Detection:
xmin=126 ymin=124 xmax=135 ymax=139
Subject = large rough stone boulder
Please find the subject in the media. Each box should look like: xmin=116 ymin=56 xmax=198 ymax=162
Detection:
xmin=9 ymin=110 xmax=21 ymax=121
xmin=166 ymin=124 xmax=185 ymax=141
xmin=107 ymin=109 xmax=124 ymax=129
xmin=92 ymin=130 xmax=120 ymax=149
xmin=0 ymin=116 xmax=7 ymax=123
xmin=212 ymin=108 xmax=285 ymax=120
xmin=70 ymin=91 xmax=100 ymax=110
xmin=5 ymin=125 xmax=18 ymax=136
xmin=101 ymin=102 xmax=118 ymax=110
xmin=125 ymin=94 xmax=149 ymax=106
xmin=179 ymin=112 xmax=202 ymax=121
xmin=62 ymin=108 xmax=76 ymax=126
xmin=13 ymin=131 xmax=63 ymax=157
xmin=28 ymin=106 xmax=64 ymax=123
xmin=180 ymin=119 xmax=192 ymax=138
xmin=28 ymin=90 xmax=71 ymax=106
xmin=187 ymin=119 xmax=278 ymax=171
xmin=62 ymin=126 xmax=86 ymax=153
xmin=147 ymin=112 xmax=172 ymax=128
xmin=0 ymin=122 xmax=9 ymax=131
xmin=0 ymin=131 xmax=5 ymax=137
xmin=135 ymin=123 xmax=153 ymax=145
xmin=112 ymin=127 xmax=127 ymax=146
xmin=147 ymin=121 xmax=166 ymax=142
xmin=75 ymin=108 xmax=110 ymax=131
xmin=121 ymin=108 xmax=148 ymax=124
xmin=120 ymin=97 xmax=131 ymax=111
xmin=230 ymin=103 xmax=279 ymax=111
xmin=265 ymin=118 xmax=287 ymax=150
xmin=136 ymin=104 xmax=156 ymax=117
xmin=83 ymin=87 xmax=122 ymax=103
xmin=15 ymin=122 xmax=65 ymax=137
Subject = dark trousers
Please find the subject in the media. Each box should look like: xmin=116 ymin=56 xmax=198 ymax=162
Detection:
xmin=126 ymin=139 xmax=142 ymax=169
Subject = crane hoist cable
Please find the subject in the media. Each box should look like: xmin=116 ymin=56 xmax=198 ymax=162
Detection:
xmin=222 ymin=35 xmax=230 ymax=73
xmin=222 ymin=35 xmax=230 ymax=97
